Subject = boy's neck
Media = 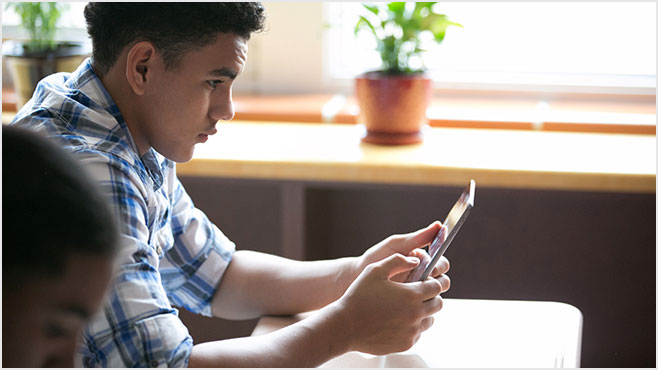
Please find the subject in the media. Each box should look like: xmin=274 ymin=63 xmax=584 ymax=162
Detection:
xmin=99 ymin=58 xmax=151 ymax=156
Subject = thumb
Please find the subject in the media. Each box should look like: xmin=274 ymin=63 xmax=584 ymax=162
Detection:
xmin=374 ymin=253 xmax=420 ymax=279
xmin=397 ymin=221 xmax=444 ymax=255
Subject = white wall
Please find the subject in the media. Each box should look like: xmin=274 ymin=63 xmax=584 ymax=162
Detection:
xmin=235 ymin=2 xmax=336 ymax=95
xmin=2 ymin=3 xmax=332 ymax=94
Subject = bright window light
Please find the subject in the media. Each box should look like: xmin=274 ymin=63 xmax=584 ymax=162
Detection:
xmin=325 ymin=2 xmax=656 ymax=94
xmin=2 ymin=3 xmax=88 ymax=40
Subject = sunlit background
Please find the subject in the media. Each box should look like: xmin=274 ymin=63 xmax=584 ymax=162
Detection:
xmin=3 ymin=2 xmax=656 ymax=95
xmin=327 ymin=2 xmax=656 ymax=92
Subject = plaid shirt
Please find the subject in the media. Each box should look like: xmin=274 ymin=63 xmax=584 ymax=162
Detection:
xmin=11 ymin=58 xmax=235 ymax=367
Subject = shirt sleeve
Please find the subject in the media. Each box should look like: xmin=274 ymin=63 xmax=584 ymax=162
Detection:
xmin=75 ymin=152 xmax=233 ymax=368
xmin=159 ymin=169 xmax=236 ymax=316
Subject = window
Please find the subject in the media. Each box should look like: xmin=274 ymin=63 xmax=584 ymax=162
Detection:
xmin=1 ymin=2 xmax=89 ymax=43
xmin=325 ymin=2 xmax=656 ymax=95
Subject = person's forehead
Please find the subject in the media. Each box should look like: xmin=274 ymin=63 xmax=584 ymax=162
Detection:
xmin=180 ymin=33 xmax=249 ymax=72
xmin=44 ymin=255 xmax=114 ymax=310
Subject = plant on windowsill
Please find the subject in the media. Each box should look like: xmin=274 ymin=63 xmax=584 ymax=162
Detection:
xmin=354 ymin=2 xmax=461 ymax=145
xmin=2 ymin=2 xmax=90 ymax=108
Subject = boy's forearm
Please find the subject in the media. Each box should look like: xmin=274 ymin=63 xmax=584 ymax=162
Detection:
xmin=211 ymin=250 xmax=361 ymax=319
xmin=189 ymin=302 xmax=351 ymax=367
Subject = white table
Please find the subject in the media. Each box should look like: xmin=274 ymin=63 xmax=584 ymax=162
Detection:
xmin=251 ymin=298 xmax=583 ymax=368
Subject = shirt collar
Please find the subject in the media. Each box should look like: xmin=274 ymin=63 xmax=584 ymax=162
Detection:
xmin=74 ymin=58 xmax=168 ymax=189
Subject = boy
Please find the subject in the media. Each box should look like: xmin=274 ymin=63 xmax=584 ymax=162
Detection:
xmin=11 ymin=3 xmax=451 ymax=367
xmin=2 ymin=126 xmax=119 ymax=367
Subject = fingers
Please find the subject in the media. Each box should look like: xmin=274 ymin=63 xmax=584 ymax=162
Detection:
xmin=435 ymin=274 xmax=451 ymax=293
xmin=408 ymin=250 xmax=449 ymax=277
xmin=406 ymin=267 xmax=450 ymax=298
xmin=422 ymin=295 xmax=444 ymax=316
xmin=393 ymin=221 xmax=443 ymax=255
xmin=407 ymin=248 xmax=428 ymax=261
xmin=429 ymin=256 xmax=450 ymax=278
xmin=412 ymin=277 xmax=443 ymax=301
xmin=419 ymin=315 xmax=435 ymax=332
xmin=372 ymin=253 xmax=420 ymax=280
xmin=407 ymin=220 xmax=443 ymax=247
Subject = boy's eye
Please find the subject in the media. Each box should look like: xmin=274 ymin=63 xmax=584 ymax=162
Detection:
xmin=207 ymin=80 xmax=224 ymax=89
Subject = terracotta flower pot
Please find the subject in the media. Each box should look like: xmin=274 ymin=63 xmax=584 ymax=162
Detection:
xmin=355 ymin=71 xmax=432 ymax=145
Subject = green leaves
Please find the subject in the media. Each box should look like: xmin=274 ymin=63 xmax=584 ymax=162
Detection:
xmin=363 ymin=4 xmax=379 ymax=15
xmin=354 ymin=2 xmax=462 ymax=75
xmin=4 ymin=2 xmax=68 ymax=52
xmin=421 ymin=13 xmax=463 ymax=42
xmin=387 ymin=2 xmax=406 ymax=17
xmin=355 ymin=15 xmax=377 ymax=37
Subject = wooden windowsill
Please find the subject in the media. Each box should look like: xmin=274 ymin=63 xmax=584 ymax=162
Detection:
xmin=3 ymin=88 xmax=656 ymax=135
xmin=3 ymin=102 xmax=654 ymax=192
xmin=177 ymin=121 xmax=656 ymax=193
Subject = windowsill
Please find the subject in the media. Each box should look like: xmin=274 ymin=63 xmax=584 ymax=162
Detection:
xmin=3 ymin=88 xmax=655 ymax=135
xmin=3 ymin=87 xmax=654 ymax=193
xmin=178 ymin=121 xmax=655 ymax=193
xmin=230 ymin=92 xmax=656 ymax=135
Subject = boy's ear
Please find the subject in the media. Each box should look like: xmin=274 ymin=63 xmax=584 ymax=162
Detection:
xmin=125 ymin=41 xmax=157 ymax=96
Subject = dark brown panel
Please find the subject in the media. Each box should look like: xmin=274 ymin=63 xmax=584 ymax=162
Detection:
xmin=179 ymin=176 xmax=656 ymax=367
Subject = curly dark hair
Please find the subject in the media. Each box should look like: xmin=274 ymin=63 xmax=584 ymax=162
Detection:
xmin=2 ymin=126 xmax=119 ymax=283
xmin=84 ymin=2 xmax=266 ymax=76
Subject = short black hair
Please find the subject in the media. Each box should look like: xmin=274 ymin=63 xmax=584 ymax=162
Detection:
xmin=2 ymin=126 xmax=119 ymax=284
xmin=84 ymin=2 xmax=267 ymax=76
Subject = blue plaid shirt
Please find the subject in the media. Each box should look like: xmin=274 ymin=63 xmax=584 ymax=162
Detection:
xmin=11 ymin=58 xmax=235 ymax=367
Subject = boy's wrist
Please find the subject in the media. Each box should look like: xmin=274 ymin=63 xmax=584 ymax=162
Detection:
xmin=333 ymin=256 xmax=363 ymax=298
xmin=320 ymin=299 xmax=357 ymax=355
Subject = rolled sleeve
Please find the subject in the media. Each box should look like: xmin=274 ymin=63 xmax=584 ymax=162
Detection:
xmin=160 ymin=177 xmax=235 ymax=316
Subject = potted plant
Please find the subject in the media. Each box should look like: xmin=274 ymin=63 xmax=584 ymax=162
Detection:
xmin=2 ymin=2 xmax=90 ymax=108
xmin=354 ymin=2 xmax=461 ymax=145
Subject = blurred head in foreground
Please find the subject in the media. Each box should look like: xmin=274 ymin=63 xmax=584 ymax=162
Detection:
xmin=2 ymin=126 xmax=119 ymax=367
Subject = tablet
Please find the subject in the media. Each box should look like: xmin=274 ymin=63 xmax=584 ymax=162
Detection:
xmin=406 ymin=179 xmax=476 ymax=282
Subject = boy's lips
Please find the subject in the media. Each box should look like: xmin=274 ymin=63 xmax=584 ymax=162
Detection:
xmin=202 ymin=128 xmax=218 ymax=136
xmin=197 ymin=128 xmax=218 ymax=143
xmin=197 ymin=134 xmax=208 ymax=143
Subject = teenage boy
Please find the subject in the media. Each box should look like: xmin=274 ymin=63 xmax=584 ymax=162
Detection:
xmin=11 ymin=3 xmax=451 ymax=367
xmin=2 ymin=126 xmax=119 ymax=367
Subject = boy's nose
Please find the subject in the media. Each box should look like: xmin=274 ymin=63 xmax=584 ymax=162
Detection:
xmin=208 ymin=92 xmax=235 ymax=122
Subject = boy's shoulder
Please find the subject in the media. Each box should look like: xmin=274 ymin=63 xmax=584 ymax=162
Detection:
xmin=13 ymin=106 xmax=172 ymax=204
xmin=12 ymin=67 xmax=143 ymax=172
xmin=13 ymin=104 xmax=139 ymax=171
xmin=12 ymin=59 xmax=173 ymax=192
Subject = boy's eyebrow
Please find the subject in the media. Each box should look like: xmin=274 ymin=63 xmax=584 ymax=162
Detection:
xmin=208 ymin=67 xmax=238 ymax=79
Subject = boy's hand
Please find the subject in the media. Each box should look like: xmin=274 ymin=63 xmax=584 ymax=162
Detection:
xmin=334 ymin=253 xmax=448 ymax=355
xmin=356 ymin=221 xmax=451 ymax=283
xmin=399 ymin=248 xmax=451 ymax=284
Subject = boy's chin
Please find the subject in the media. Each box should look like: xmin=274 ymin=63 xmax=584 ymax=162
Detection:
xmin=162 ymin=146 xmax=195 ymax=164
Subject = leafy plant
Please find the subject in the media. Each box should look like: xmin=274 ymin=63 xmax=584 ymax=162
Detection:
xmin=355 ymin=2 xmax=462 ymax=75
xmin=4 ymin=2 xmax=68 ymax=52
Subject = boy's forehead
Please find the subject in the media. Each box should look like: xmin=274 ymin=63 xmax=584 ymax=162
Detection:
xmin=181 ymin=33 xmax=249 ymax=73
